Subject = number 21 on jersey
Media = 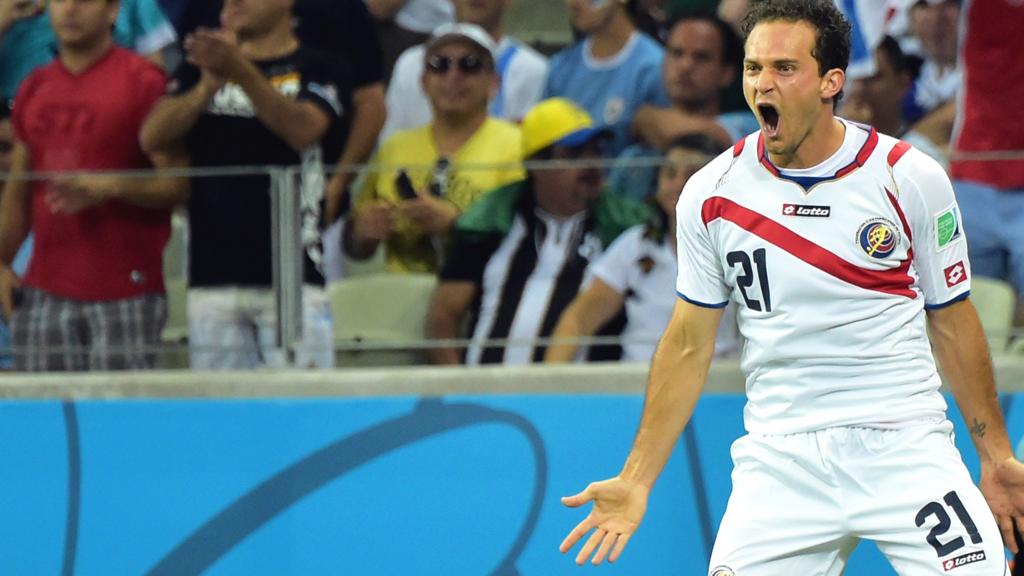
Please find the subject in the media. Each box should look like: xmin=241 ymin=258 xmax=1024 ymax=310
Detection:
xmin=727 ymin=248 xmax=772 ymax=312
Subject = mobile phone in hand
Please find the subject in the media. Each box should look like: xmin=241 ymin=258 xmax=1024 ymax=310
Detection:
xmin=395 ymin=170 xmax=418 ymax=200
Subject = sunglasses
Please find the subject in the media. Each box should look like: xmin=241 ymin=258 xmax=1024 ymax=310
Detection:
xmin=426 ymin=54 xmax=487 ymax=75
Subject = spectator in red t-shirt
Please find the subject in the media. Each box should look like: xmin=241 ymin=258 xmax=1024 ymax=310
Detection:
xmin=0 ymin=0 xmax=188 ymax=371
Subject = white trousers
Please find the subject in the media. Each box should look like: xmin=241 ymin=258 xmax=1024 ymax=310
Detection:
xmin=709 ymin=421 xmax=1008 ymax=575
xmin=187 ymin=286 xmax=334 ymax=370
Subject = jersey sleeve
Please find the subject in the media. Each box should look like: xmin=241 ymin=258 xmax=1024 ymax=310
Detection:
xmin=590 ymin=225 xmax=642 ymax=295
xmin=675 ymin=174 xmax=730 ymax=307
xmin=898 ymin=148 xmax=971 ymax=308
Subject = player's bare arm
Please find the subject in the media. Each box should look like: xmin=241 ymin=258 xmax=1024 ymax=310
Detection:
xmin=560 ymin=299 xmax=722 ymax=565
xmin=928 ymin=298 xmax=1024 ymax=552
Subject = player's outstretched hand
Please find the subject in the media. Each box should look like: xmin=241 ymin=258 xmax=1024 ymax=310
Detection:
xmin=980 ymin=457 xmax=1024 ymax=553
xmin=559 ymin=476 xmax=649 ymax=566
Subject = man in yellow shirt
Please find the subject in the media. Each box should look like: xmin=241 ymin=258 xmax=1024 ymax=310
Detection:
xmin=344 ymin=23 xmax=523 ymax=273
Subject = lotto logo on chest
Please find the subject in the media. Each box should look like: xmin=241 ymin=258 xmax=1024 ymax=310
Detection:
xmin=782 ymin=203 xmax=831 ymax=217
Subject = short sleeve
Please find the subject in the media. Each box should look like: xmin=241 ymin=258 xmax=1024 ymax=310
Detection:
xmin=440 ymin=231 xmax=499 ymax=285
xmin=898 ymin=149 xmax=972 ymax=308
xmin=641 ymin=59 xmax=669 ymax=108
xmin=675 ymin=175 xmax=730 ymax=307
xmin=10 ymin=72 xmax=39 ymax=143
xmin=590 ymin=226 xmax=644 ymax=295
xmin=125 ymin=0 xmax=177 ymax=54
xmin=298 ymin=52 xmax=351 ymax=124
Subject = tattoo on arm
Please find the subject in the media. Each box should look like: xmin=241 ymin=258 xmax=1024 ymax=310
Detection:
xmin=970 ymin=418 xmax=987 ymax=438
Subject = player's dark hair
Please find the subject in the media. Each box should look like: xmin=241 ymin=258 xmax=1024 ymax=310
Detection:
xmin=741 ymin=0 xmax=852 ymax=104
xmin=667 ymin=13 xmax=744 ymax=70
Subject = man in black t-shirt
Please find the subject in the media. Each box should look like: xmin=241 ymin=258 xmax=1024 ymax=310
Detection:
xmin=179 ymin=0 xmax=386 ymax=222
xmin=141 ymin=0 xmax=352 ymax=370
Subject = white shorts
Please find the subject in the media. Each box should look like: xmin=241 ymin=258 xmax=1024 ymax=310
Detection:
xmin=709 ymin=421 xmax=1008 ymax=575
xmin=188 ymin=286 xmax=334 ymax=370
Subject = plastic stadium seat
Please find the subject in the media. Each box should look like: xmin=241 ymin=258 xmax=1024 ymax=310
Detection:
xmin=970 ymin=276 xmax=1017 ymax=354
xmin=328 ymin=273 xmax=438 ymax=367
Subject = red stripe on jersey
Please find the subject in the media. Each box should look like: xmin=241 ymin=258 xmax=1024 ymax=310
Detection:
xmin=756 ymin=126 xmax=879 ymax=183
xmin=887 ymin=141 xmax=911 ymax=167
xmin=732 ymin=138 xmax=746 ymax=157
xmin=885 ymin=187 xmax=913 ymax=242
xmin=835 ymin=127 xmax=879 ymax=178
xmin=756 ymin=136 xmax=782 ymax=177
xmin=701 ymin=197 xmax=916 ymax=298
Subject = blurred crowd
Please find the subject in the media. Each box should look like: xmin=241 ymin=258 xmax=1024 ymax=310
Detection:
xmin=0 ymin=0 xmax=1020 ymax=372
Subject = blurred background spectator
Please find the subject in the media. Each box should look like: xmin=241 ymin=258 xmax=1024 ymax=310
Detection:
xmin=380 ymin=0 xmax=548 ymax=142
xmin=0 ymin=99 xmax=19 ymax=369
xmin=0 ymin=0 xmax=176 ymax=103
xmin=842 ymin=35 xmax=946 ymax=166
xmin=900 ymin=0 xmax=958 ymax=150
xmin=141 ymin=0 xmax=352 ymax=370
xmin=950 ymin=0 xmax=1024 ymax=330
xmin=0 ymin=0 xmax=186 ymax=371
xmin=546 ymin=133 xmax=739 ymax=363
xmin=365 ymin=0 xmax=455 ymax=82
xmin=612 ymin=13 xmax=756 ymax=199
xmin=427 ymin=98 xmax=651 ymax=365
xmin=544 ymin=0 xmax=668 ymax=157
xmin=176 ymin=0 xmax=387 ymax=223
xmin=345 ymin=24 xmax=524 ymax=274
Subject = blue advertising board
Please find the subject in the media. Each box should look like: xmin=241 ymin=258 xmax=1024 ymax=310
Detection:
xmin=0 ymin=393 xmax=1020 ymax=574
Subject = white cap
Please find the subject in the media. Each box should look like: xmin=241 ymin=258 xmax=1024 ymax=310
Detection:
xmin=426 ymin=22 xmax=498 ymax=64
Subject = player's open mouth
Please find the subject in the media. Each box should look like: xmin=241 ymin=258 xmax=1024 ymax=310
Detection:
xmin=758 ymin=104 xmax=780 ymax=138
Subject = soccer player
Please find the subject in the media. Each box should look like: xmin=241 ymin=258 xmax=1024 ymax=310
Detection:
xmin=559 ymin=0 xmax=1024 ymax=573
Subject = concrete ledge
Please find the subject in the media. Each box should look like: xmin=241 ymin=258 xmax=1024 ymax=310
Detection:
xmin=2 ymin=357 xmax=1023 ymax=399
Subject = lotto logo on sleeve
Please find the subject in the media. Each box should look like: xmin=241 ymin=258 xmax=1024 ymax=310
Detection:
xmin=942 ymin=550 xmax=985 ymax=571
xmin=944 ymin=261 xmax=968 ymax=287
xmin=782 ymin=203 xmax=831 ymax=217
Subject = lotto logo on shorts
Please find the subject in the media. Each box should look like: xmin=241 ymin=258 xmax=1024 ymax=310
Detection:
xmin=782 ymin=203 xmax=831 ymax=217
xmin=944 ymin=261 xmax=967 ymax=288
xmin=942 ymin=550 xmax=985 ymax=571
xmin=710 ymin=567 xmax=735 ymax=576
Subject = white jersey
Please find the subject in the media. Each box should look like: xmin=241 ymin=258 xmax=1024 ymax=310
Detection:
xmin=591 ymin=224 xmax=740 ymax=362
xmin=676 ymin=119 xmax=971 ymax=434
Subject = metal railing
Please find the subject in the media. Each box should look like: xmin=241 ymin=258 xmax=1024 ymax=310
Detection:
xmin=1 ymin=153 xmax=1022 ymax=371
